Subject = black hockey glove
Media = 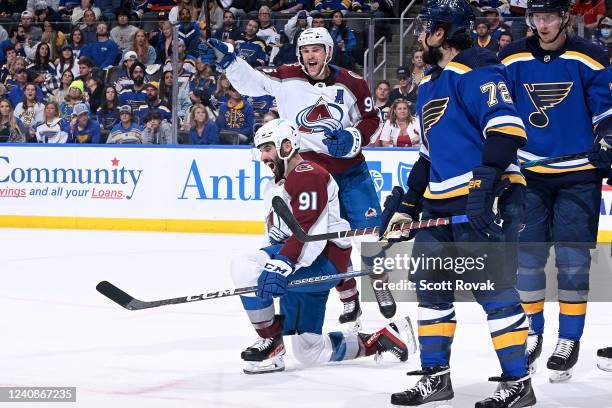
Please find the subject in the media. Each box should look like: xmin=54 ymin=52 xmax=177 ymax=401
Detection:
xmin=466 ymin=166 xmax=511 ymax=239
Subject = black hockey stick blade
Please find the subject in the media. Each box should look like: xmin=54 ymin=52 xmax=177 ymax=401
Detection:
xmin=96 ymin=281 xmax=145 ymax=310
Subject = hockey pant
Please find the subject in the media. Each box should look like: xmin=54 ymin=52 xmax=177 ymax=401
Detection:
xmin=230 ymin=247 xmax=365 ymax=364
xmin=517 ymin=182 xmax=600 ymax=342
xmin=412 ymin=201 xmax=529 ymax=378
xmin=332 ymin=160 xmax=384 ymax=297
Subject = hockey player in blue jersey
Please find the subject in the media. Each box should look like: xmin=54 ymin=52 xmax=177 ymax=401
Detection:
xmin=385 ymin=0 xmax=536 ymax=406
xmin=499 ymin=0 xmax=612 ymax=383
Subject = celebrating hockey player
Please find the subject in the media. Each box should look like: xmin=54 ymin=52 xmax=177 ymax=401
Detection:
xmin=499 ymin=0 xmax=612 ymax=382
xmin=207 ymin=29 xmax=396 ymax=326
xmin=383 ymin=0 xmax=536 ymax=406
xmin=230 ymin=119 xmax=412 ymax=374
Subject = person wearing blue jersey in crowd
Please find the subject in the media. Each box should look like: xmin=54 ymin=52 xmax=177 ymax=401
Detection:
xmin=499 ymin=0 xmax=612 ymax=382
xmin=384 ymin=0 xmax=535 ymax=406
xmin=70 ymin=102 xmax=101 ymax=144
xmin=80 ymin=22 xmax=119 ymax=69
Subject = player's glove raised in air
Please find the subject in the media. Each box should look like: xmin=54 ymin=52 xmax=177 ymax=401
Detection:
xmin=322 ymin=127 xmax=362 ymax=158
xmin=257 ymin=255 xmax=294 ymax=300
xmin=206 ymin=38 xmax=237 ymax=70
xmin=466 ymin=166 xmax=511 ymax=239
xmin=380 ymin=186 xmax=422 ymax=242
xmin=198 ymin=42 xmax=216 ymax=64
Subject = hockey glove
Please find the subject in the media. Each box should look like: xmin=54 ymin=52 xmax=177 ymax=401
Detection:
xmin=322 ymin=127 xmax=362 ymax=158
xmin=206 ymin=38 xmax=237 ymax=70
xmin=380 ymin=186 xmax=422 ymax=241
xmin=257 ymin=255 xmax=294 ymax=300
xmin=466 ymin=166 xmax=511 ymax=239
xmin=198 ymin=42 xmax=216 ymax=65
xmin=587 ymin=143 xmax=612 ymax=170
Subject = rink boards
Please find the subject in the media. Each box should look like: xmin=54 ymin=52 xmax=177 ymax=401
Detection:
xmin=0 ymin=144 xmax=611 ymax=241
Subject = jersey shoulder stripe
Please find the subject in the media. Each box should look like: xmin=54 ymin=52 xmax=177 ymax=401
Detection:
xmin=560 ymin=51 xmax=605 ymax=70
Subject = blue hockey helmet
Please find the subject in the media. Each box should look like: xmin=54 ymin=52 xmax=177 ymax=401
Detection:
xmin=414 ymin=0 xmax=475 ymax=41
xmin=527 ymin=0 xmax=571 ymax=14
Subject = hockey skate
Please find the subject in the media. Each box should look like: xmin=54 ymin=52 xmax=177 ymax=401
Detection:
xmin=241 ymin=335 xmax=286 ymax=374
xmin=339 ymin=297 xmax=362 ymax=331
xmin=371 ymin=276 xmax=397 ymax=319
xmin=526 ymin=334 xmax=542 ymax=374
xmin=475 ymin=374 xmax=536 ymax=408
xmin=597 ymin=347 xmax=612 ymax=372
xmin=390 ymin=366 xmax=454 ymax=406
xmin=359 ymin=321 xmax=412 ymax=362
xmin=547 ymin=338 xmax=579 ymax=383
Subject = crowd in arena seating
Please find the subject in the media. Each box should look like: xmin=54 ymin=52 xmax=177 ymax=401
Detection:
xmin=0 ymin=0 xmax=608 ymax=146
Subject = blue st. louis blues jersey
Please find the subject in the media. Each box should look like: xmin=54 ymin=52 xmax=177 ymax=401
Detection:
xmin=499 ymin=36 xmax=611 ymax=178
xmin=416 ymin=47 xmax=527 ymax=201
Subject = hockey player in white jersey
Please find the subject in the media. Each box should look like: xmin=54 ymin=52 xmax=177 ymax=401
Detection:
xmin=230 ymin=119 xmax=414 ymax=374
xmin=208 ymin=29 xmax=396 ymax=326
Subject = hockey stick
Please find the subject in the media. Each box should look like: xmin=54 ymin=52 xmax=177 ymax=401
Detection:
xmin=271 ymin=196 xmax=467 ymax=243
xmin=520 ymin=152 xmax=590 ymax=168
xmin=97 ymin=267 xmax=379 ymax=311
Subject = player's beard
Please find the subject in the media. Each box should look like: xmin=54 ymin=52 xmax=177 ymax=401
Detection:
xmin=265 ymin=158 xmax=285 ymax=182
xmin=423 ymin=45 xmax=442 ymax=66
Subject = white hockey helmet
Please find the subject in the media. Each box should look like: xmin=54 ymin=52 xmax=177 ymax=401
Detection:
xmin=254 ymin=119 xmax=301 ymax=177
xmin=296 ymin=27 xmax=334 ymax=77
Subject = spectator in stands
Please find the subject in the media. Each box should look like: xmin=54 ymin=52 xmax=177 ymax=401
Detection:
xmin=9 ymin=68 xmax=44 ymax=107
xmin=284 ymin=10 xmax=312 ymax=45
xmin=388 ymin=66 xmax=416 ymax=108
xmin=215 ymin=10 xmax=242 ymax=42
xmin=56 ymin=45 xmax=79 ymax=78
xmin=594 ymin=17 xmax=611 ymax=59
xmin=0 ymin=29 xmax=23 ymax=66
xmin=198 ymin=0 xmax=224 ymax=33
xmin=236 ymin=19 xmax=268 ymax=67
xmin=58 ymin=0 xmax=82 ymax=16
xmin=271 ymin=32 xmax=297 ymax=65
xmin=508 ymin=0 xmax=528 ymax=40
xmin=33 ymin=2 xmax=62 ymax=26
xmin=72 ymin=0 xmax=102 ymax=23
xmin=156 ymin=21 xmax=174 ymax=64
xmin=119 ymin=61 xmax=147 ymax=110
xmin=0 ymin=99 xmax=26 ymax=143
xmin=217 ymin=85 xmax=254 ymax=141
xmin=315 ymin=0 xmax=348 ymax=13
xmin=262 ymin=109 xmax=279 ymax=124
xmin=311 ymin=12 xmax=327 ymax=29
xmin=110 ymin=9 xmax=138 ymax=52
xmin=76 ymin=56 xmax=94 ymax=83
xmin=35 ymin=101 xmax=70 ymax=143
xmin=107 ymin=105 xmax=143 ymax=143
xmin=21 ymin=11 xmax=42 ymax=43
xmin=374 ymin=80 xmax=390 ymax=121
xmin=4 ymin=56 xmax=27 ymax=88
xmin=148 ymin=12 xmax=168 ymax=50
xmin=0 ymin=0 xmax=26 ymax=19
xmin=159 ymin=69 xmax=192 ymax=120
xmin=481 ymin=7 xmax=511 ymax=40
xmin=68 ymin=28 xmax=87 ymax=57
xmin=248 ymin=94 xmax=276 ymax=119
xmin=350 ymin=0 xmax=392 ymax=41
xmin=14 ymin=83 xmax=45 ymax=139
xmin=212 ymin=72 xmax=231 ymax=109
xmin=95 ymin=0 xmax=121 ymax=22
xmin=40 ymin=22 xmax=65 ymax=62
xmin=125 ymin=0 xmax=150 ymax=19
xmin=141 ymin=110 xmax=172 ymax=144
xmin=169 ymin=0 xmax=199 ymax=24
xmin=60 ymin=79 xmax=88 ymax=119
xmin=572 ymin=0 xmax=606 ymax=29
xmin=409 ymin=49 xmax=426 ymax=86
xmin=329 ymin=10 xmax=356 ymax=70
xmin=79 ymin=8 xmax=98 ymax=45
xmin=81 ymin=22 xmax=119 ymax=69
xmin=97 ymin=85 xmax=120 ymax=132
xmin=125 ymin=29 xmax=157 ymax=65
xmin=473 ymin=20 xmax=499 ymax=53
xmin=498 ymin=32 xmax=513 ymax=52
xmin=0 ymin=46 xmax=19 ymax=84
xmin=86 ymin=76 xmax=103 ymax=112
xmin=187 ymin=103 xmax=219 ymax=144
xmin=52 ymin=69 xmax=75 ymax=102
xmin=375 ymin=99 xmax=420 ymax=147
xmin=257 ymin=6 xmax=280 ymax=45
xmin=177 ymin=6 xmax=201 ymax=51
xmin=27 ymin=43 xmax=56 ymax=76
xmin=135 ymin=82 xmax=172 ymax=124
xmin=275 ymin=0 xmax=310 ymax=13
xmin=70 ymin=101 xmax=101 ymax=143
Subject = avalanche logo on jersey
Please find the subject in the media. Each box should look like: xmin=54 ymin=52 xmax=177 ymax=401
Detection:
xmin=296 ymin=97 xmax=344 ymax=134
xmin=523 ymin=82 xmax=573 ymax=128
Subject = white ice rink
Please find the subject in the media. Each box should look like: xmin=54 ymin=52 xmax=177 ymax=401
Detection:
xmin=1 ymin=228 xmax=611 ymax=408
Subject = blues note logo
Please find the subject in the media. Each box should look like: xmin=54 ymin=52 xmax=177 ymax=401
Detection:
xmin=524 ymin=82 xmax=573 ymax=128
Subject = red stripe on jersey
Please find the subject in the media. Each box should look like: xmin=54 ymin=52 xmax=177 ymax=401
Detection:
xmin=264 ymin=64 xmax=304 ymax=81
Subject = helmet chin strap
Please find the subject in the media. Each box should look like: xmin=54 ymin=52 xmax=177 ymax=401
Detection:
xmin=299 ymin=47 xmax=331 ymax=79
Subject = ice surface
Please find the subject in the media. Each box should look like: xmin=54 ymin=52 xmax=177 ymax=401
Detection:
xmin=1 ymin=229 xmax=611 ymax=408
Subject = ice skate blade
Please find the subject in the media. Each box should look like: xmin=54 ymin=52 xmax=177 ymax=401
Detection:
xmin=394 ymin=316 xmax=417 ymax=355
xmin=243 ymin=357 xmax=285 ymax=375
xmin=391 ymin=400 xmax=453 ymax=407
xmin=549 ymin=367 xmax=572 ymax=383
xmin=597 ymin=358 xmax=612 ymax=372
xmin=528 ymin=360 xmax=537 ymax=374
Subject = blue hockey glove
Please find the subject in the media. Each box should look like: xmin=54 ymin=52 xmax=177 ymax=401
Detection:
xmin=381 ymin=186 xmax=422 ymax=241
xmin=466 ymin=166 xmax=511 ymax=239
xmin=588 ymin=143 xmax=612 ymax=170
xmin=322 ymin=127 xmax=362 ymax=158
xmin=256 ymin=255 xmax=294 ymax=300
xmin=198 ymin=42 xmax=216 ymax=64
xmin=206 ymin=38 xmax=237 ymax=70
